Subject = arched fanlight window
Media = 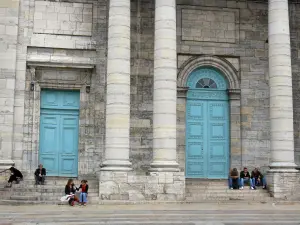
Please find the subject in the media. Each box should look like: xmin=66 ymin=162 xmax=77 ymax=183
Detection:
xmin=195 ymin=78 xmax=217 ymax=88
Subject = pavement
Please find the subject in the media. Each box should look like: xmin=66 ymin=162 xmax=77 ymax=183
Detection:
xmin=0 ymin=203 xmax=300 ymax=225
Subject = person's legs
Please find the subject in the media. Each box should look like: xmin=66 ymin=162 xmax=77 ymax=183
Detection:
xmin=35 ymin=175 xmax=39 ymax=185
xmin=262 ymin=177 xmax=267 ymax=188
xmin=228 ymin=178 xmax=233 ymax=189
xmin=79 ymin=193 xmax=83 ymax=203
xmin=68 ymin=197 xmax=74 ymax=206
xmin=82 ymin=193 xmax=87 ymax=205
xmin=250 ymin=178 xmax=254 ymax=188
xmin=41 ymin=176 xmax=45 ymax=185
xmin=240 ymin=178 xmax=244 ymax=187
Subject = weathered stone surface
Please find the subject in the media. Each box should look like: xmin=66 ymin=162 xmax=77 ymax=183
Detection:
xmin=99 ymin=171 xmax=185 ymax=201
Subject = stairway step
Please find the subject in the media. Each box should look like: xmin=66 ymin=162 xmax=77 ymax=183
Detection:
xmin=10 ymin=192 xmax=99 ymax=197
xmin=9 ymin=196 xmax=99 ymax=203
xmin=6 ymin=187 xmax=98 ymax=192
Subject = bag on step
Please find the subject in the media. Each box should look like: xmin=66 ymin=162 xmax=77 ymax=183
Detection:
xmin=60 ymin=194 xmax=74 ymax=202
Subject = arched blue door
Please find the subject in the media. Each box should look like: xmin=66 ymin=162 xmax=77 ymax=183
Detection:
xmin=185 ymin=67 xmax=229 ymax=179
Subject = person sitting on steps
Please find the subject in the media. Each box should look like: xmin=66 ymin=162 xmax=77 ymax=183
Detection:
xmin=34 ymin=164 xmax=46 ymax=185
xmin=78 ymin=180 xmax=89 ymax=206
xmin=5 ymin=167 xmax=23 ymax=188
xmin=251 ymin=167 xmax=267 ymax=189
xmin=239 ymin=167 xmax=255 ymax=190
xmin=65 ymin=179 xmax=79 ymax=206
xmin=228 ymin=168 xmax=239 ymax=189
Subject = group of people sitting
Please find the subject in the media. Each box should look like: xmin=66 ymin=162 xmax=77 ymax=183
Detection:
xmin=4 ymin=164 xmax=46 ymax=187
xmin=64 ymin=179 xmax=89 ymax=206
xmin=229 ymin=167 xmax=267 ymax=190
xmin=3 ymin=165 xmax=89 ymax=206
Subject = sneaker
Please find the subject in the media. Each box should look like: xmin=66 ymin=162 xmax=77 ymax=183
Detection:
xmin=250 ymin=187 xmax=254 ymax=190
xmin=83 ymin=203 xmax=87 ymax=206
xmin=263 ymin=186 xmax=266 ymax=189
xmin=239 ymin=187 xmax=244 ymax=190
xmin=230 ymin=187 xmax=233 ymax=190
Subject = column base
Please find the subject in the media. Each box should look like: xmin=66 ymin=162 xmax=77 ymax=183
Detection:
xmin=101 ymin=160 xmax=132 ymax=171
xmin=149 ymin=161 xmax=180 ymax=172
xmin=266 ymin=166 xmax=300 ymax=200
xmin=0 ymin=159 xmax=14 ymax=170
xmin=269 ymin=162 xmax=298 ymax=172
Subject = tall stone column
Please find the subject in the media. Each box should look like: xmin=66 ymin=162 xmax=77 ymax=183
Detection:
xmin=101 ymin=0 xmax=131 ymax=171
xmin=150 ymin=0 xmax=179 ymax=172
xmin=267 ymin=0 xmax=298 ymax=198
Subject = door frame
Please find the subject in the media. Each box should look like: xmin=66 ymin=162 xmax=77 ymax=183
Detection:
xmin=30 ymin=83 xmax=85 ymax=178
xmin=177 ymin=56 xmax=241 ymax=176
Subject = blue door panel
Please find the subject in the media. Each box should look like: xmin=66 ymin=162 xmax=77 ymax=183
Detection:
xmin=41 ymin=89 xmax=80 ymax=110
xmin=59 ymin=115 xmax=79 ymax=176
xmin=39 ymin=89 xmax=79 ymax=177
xmin=207 ymin=101 xmax=229 ymax=179
xmin=39 ymin=114 xmax=60 ymax=176
xmin=186 ymin=95 xmax=229 ymax=179
xmin=186 ymin=100 xmax=207 ymax=178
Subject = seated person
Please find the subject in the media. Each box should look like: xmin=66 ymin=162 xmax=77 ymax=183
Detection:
xmin=239 ymin=167 xmax=255 ymax=190
xmin=65 ymin=179 xmax=79 ymax=206
xmin=251 ymin=168 xmax=267 ymax=189
xmin=34 ymin=164 xmax=46 ymax=185
xmin=5 ymin=167 xmax=23 ymax=188
xmin=228 ymin=168 xmax=239 ymax=189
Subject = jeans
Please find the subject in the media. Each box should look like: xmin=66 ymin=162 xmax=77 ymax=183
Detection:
xmin=79 ymin=192 xmax=88 ymax=203
xmin=240 ymin=178 xmax=254 ymax=187
xmin=228 ymin=178 xmax=232 ymax=188
xmin=254 ymin=177 xmax=267 ymax=186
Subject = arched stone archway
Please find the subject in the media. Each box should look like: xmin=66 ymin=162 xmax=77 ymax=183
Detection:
xmin=177 ymin=55 xmax=240 ymax=91
xmin=176 ymin=55 xmax=242 ymax=176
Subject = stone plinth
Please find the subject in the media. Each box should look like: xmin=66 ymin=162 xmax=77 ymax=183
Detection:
xmin=99 ymin=171 xmax=185 ymax=201
xmin=266 ymin=170 xmax=300 ymax=199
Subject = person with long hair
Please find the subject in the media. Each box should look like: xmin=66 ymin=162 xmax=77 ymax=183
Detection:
xmin=64 ymin=179 xmax=79 ymax=206
xmin=5 ymin=167 xmax=23 ymax=188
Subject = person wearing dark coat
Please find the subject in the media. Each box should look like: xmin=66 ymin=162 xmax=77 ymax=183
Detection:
xmin=65 ymin=179 xmax=79 ymax=206
xmin=34 ymin=164 xmax=46 ymax=185
xmin=5 ymin=167 xmax=23 ymax=187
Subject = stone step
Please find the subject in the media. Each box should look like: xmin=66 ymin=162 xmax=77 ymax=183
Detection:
xmin=186 ymin=189 xmax=269 ymax=194
xmin=186 ymin=186 xmax=264 ymax=190
xmin=0 ymin=199 xmax=98 ymax=205
xmin=10 ymin=195 xmax=99 ymax=202
xmin=185 ymin=197 xmax=274 ymax=203
xmin=185 ymin=192 xmax=271 ymax=198
xmin=10 ymin=192 xmax=99 ymax=197
xmin=15 ymin=180 xmax=99 ymax=186
xmin=0 ymin=187 xmax=98 ymax=193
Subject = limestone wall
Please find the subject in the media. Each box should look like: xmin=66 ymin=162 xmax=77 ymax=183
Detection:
xmin=13 ymin=0 xmax=107 ymax=175
xmin=0 ymin=0 xmax=20 ymax=166
xmin=176 ymin=0 xmax=270 ymax=172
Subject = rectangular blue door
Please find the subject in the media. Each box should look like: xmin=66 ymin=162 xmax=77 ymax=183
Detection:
xmin=186 ymin=99 xmax=229 ymax=178
xmin=39 ymin=90 xmax=80 ymax=177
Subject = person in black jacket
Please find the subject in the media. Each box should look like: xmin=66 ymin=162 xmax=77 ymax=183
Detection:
xmin=5 ymin=167 xmax=23 ymax=187
xmin=251 ymin=168 xmax=267 ymax=189
xmin=65 ymin=179 xmax=79 ymax=206
xmin=239 ymin=167 xmax=255 ymax=190
xmin=34 ymin=164 xmax=46 ymax=185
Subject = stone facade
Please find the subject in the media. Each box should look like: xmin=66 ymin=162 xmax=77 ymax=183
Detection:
xmin=1 ymin=0 xmax=300 ymax=201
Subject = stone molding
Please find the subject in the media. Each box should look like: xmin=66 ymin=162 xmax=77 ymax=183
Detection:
xmin=177 ymin=55 xmax=240 ymax=90
xmin=27 ymin=62 xmax=95 ymax=69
